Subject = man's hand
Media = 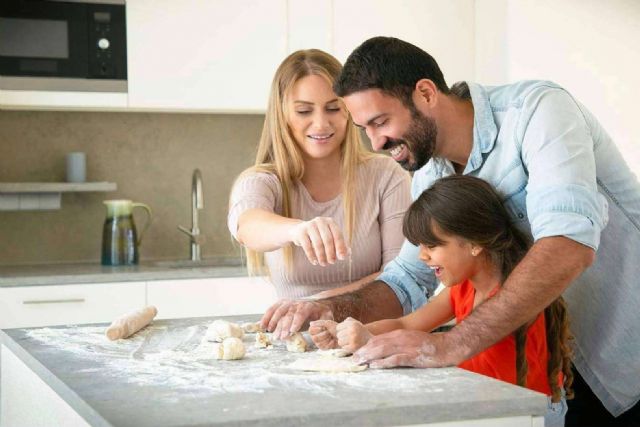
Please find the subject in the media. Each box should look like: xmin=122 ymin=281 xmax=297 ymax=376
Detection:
xmin=336 ymin=317 xmax=372 ymax=353
xmin=352 ymin=330 xmax=464 ymax=369
xmin=309 ymin=319 xmax=339 ymax=349
xmin=260 ymin=299 xmax=333 ymax=340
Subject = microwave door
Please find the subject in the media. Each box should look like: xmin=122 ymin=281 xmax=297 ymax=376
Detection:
xmin=0 ymin=0 xmax=88 ymax=79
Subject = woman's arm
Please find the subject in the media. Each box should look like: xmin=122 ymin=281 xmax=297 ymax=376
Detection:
xmin=236 ymin=208 xmax=302 ymax=251
xmin=238 ymin=209 xmax=348 ymax=266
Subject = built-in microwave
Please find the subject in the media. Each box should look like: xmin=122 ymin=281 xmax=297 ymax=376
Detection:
xmin=0 ymin=0 xmax=127 ymax=92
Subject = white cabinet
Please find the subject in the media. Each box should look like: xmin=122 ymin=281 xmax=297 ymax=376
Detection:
xmin=126 ymin=0 xmax=287 ymax=113
xmin=0 ymin=282 xmax=146 ymax=329
xmin=147 ymin=276 xmax=277 ymax=319
xmin=0 ymin=89 xmax=128 ymax=111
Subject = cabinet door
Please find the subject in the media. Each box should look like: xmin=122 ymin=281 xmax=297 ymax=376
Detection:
xmin=332 ymin=0 xmax=475 ymax=84
xmin=127 ymin=0 xmax=287 ymax=112
xmin=147 ymin=276 xmax=277 ymax=319
xmin=0 ymin=282 xmax=146 ymax=329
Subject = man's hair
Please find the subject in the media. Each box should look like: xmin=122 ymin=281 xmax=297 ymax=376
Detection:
xmin=334 ymin=36 xmax=450 ymax=107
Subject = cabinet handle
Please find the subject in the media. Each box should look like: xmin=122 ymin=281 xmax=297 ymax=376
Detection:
xmin=23 ymin=298 xmax=86 ymax=305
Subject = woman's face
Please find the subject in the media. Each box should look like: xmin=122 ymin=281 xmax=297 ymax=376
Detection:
xmin=287 ymin=74 xmax=348 ymax=161
xmin=417 ymin=225 xmax=480 ymax=287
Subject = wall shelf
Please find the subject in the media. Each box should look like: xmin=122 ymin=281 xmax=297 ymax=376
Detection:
xmin=0 ymin=182 xmax=117 ymax=211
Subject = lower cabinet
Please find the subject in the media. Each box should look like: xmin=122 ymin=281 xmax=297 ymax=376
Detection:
xmin=147 ymin=276 xmax=276 ymax=320
xmin=0 ymin=282 xmax=146 ymax=329
xmin=0 ymin=276 xmax=277 ymax=329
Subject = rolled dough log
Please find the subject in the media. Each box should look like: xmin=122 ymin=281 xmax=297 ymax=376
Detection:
xmin=105 ymin=306 xmax=158 ymax=341
xmin=213 ymin=337 xmax=246 ymax=360
xmin=205 ymin=320 xmax=244 ymax=342
xmin=286 ymin=357 xmax=367 ymax=373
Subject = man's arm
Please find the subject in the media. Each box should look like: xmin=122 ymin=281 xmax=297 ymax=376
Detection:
xmin=262 ymin=280 xmax=403 ymax=339
xmin=353 ymin=236 xmax=595 ymax=367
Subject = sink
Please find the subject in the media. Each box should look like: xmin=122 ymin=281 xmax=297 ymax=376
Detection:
xmin=149 ymin=257 xmax=243 ymax=269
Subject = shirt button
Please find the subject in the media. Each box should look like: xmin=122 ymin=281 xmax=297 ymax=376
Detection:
xmin=517 ymin=213 xmax=524 ymax=219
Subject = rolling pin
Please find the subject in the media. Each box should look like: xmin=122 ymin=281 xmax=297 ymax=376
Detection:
xmin=105 ymin=306 xmax=158 ymax=340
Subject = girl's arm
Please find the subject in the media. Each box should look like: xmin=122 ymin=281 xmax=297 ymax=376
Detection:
xmin=367 ymin=287 xmax=454 ymax=335
xmin=326 ymin=288 xmax=454 ymax=353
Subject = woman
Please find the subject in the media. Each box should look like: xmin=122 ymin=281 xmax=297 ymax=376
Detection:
xmin=228 ymin=49 xmax=411 ymax=303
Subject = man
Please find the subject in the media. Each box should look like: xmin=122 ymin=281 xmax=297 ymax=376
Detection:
xmin=261 ymin=37 xmax=639 ymax=425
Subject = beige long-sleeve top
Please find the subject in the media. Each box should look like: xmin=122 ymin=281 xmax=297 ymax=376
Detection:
xmin=228 ymin=156 xmax=412 ymax=299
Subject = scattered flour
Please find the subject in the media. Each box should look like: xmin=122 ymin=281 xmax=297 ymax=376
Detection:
xmin=25 ymin=320 xmax=461 ymax=399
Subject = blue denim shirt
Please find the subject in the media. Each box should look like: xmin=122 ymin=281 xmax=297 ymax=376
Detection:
xmin=378 ymin=80 xmax=640 ymax=416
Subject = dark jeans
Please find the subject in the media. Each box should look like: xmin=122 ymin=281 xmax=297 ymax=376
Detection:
xmin=566 ymin=365 xmax=640 ymax=427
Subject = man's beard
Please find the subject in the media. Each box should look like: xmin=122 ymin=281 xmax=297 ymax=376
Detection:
xmin=386 ymin=106 xmax=437 ymax=172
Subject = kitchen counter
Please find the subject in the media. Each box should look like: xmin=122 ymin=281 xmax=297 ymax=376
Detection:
xmin=0 ymin=257 xmax=247 ymax=287
xmin=0 ymin=315 xmax=548 ymax=427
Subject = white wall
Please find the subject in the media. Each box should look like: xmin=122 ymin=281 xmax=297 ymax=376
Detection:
xmin=332 ymin=0 xmax=476 ymax=85
xmin=475 ymin=0 xmax=640 ymax=174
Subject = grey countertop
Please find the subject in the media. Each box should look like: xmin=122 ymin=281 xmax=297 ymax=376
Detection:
xmin=0 ymin=257 xmax=248 ymax=287
xmin=0 ymin=315 xmax=548 ymax=427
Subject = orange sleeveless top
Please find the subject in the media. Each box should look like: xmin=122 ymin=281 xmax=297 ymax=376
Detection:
xmin=450 ymin=279 xmax=556 ymax=396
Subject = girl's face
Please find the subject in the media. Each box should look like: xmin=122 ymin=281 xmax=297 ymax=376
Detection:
xmin=287 ymin=74 xmax=348 ymax=161
xmin=418 ymin=225 xmax=482 ymax=287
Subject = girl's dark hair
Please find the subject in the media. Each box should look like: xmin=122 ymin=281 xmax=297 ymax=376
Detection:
xmin=334 ymin=36 xmax=450 ymax=109
xmin=403 ymin=175 xmax=573 ymax=402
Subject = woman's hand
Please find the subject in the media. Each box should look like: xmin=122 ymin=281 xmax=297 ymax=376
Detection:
xmin=288 ymin=217 xmax=348 ymax=266
xmin=336 ymin=317 xmax=373 ymax=353
xmin=309 ymin=319 xmax=339 ymax=349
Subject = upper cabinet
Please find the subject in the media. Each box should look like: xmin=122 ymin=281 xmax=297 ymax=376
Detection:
xmin=126 ymin=0 xmax=287 ymax=113
xmin=1 ymin=0 xmax=475 ymax=112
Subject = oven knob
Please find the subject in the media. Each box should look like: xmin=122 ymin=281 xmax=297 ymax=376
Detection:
xmin=98 ymin=38 xmax=110 ymax=50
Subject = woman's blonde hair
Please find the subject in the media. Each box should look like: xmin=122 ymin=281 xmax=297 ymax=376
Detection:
xmin=236 ymin=49 xmax=374 ymax=275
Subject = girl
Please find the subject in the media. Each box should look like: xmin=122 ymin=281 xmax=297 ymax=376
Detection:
xmin=227 ymin=50 xmax=411 ymax=328
xmin=311 ymin=175 xmax=573 ymax=426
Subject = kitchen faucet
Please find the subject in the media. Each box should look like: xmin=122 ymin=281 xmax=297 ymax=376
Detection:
xmin=178 ymin=169 xmax=204 ymax=261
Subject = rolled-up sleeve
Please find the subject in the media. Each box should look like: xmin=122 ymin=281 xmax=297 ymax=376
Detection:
xmin=519 ymin=88 xmax=609 ymax=250
xmin=227 ymin=172 xmax=282 ymax=241
xmin=377 ymin=239 xmax=437 ymax=314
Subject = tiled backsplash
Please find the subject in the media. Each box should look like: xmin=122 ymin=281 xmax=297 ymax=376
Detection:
xmin=0 ymin=110 xmax=263 ymax=265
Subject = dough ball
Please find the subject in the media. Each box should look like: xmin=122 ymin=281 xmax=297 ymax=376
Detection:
xmin=213 ymin=337 xmax=245 ymax=360
xmin=205 ymin=320 xmax=244 ymax=342
xmin=241 ymin=322 xmax=264 ymax=333
xmin=255 ymin=331 xmax=273 ymax=349
xmin=286 ymin=332 xmax=307 ymax=353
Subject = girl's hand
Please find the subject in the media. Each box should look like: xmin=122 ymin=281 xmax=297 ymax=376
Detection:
xmin=309 ymin=319 xmax=339 ymax=349
xmin=336 ymin=317 xmax=373 ymax=353
xmin=288 ymin=217 xmax=348 ymax=266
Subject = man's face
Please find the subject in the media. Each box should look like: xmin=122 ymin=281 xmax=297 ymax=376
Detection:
xmin=344 ymin=89 xmax=437 ymax=171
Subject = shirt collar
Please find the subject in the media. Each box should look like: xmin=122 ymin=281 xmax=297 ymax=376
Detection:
xmin=463 ymin=82 xmax=498 ymax=174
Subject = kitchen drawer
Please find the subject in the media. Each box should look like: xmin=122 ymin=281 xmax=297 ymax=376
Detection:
xmin=147 ymin=277 xmax=276 ymax=320
xmin=0 ymin=282 xmax=146 ymax=329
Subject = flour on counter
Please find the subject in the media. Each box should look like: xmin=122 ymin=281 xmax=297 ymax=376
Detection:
xmin=25 ymin=320 xmax=462 ymax=399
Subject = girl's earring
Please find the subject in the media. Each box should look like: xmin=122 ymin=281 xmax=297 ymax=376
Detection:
xmin=471 ymin=249 xmax=478 ymax=256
